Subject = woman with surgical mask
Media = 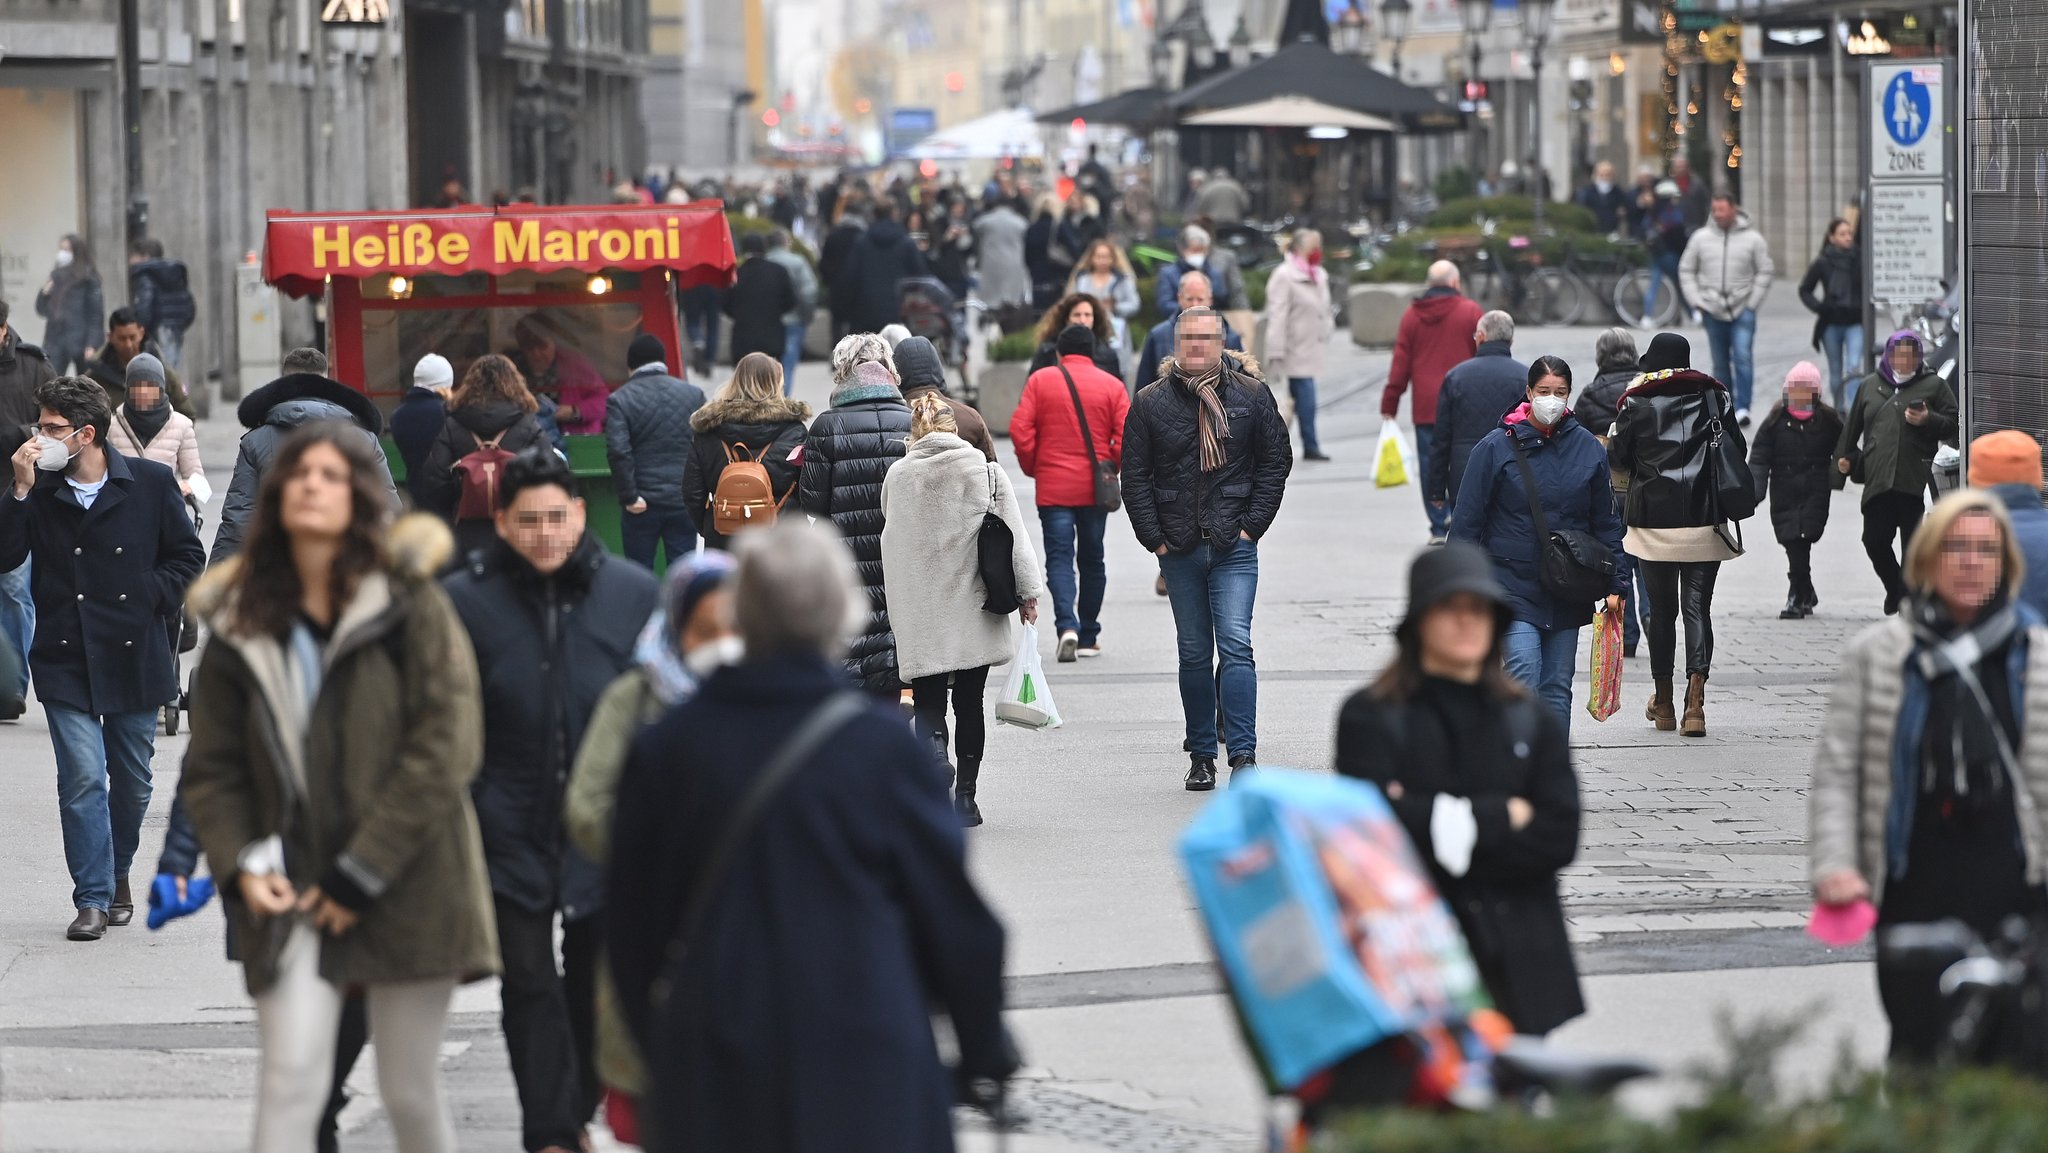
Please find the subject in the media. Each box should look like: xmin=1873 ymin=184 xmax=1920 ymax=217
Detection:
xmin=33 ymin=234 xmax=104 ymax=375
xmin=563 ymin=549 xmax=739 ymax=1148
xmin=1447 ymin=355 xmax=1627 ymax=735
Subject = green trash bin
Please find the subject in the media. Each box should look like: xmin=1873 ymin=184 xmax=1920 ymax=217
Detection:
xmin=381 ymin=433 xmax=634 ymax=565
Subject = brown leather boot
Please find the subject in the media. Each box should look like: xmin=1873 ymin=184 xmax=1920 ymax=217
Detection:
xmin=1681 ymin=672 xmax=1707 ymax=737
xmin=1647 ymin=677 xmax=1676 ymax=731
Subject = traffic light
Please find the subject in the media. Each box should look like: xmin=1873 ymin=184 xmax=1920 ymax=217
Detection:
xmin=1463 ymin=80 xmax=1490 ymax=104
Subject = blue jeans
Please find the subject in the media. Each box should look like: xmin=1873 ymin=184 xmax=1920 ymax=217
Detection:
xmin=1619 ymin=553 xmax=1651 ymax=652
xmin=682 ymin=286 xmax=721 ymax=366
xmin=1159 ymin=538 xmax=1260 ymax=760
xmin=1644 ymin=251 xmax=1683 ymax=318
xmin=781 ymin=323 xmax=804 ymax=395
xmin=621 ymin=504 xmax=698 ymax=572
xmin=47 ymin=705 xmax=158 ymax=911
xmin=1703 ymin=308 xmax=1758 ymax=412
xmin=1820 ymin=323 xmax=1865 ymax=412
xmin=1289 ymin=378 xmax=1320 ymax=456
xmin=1039 ymin=506 xmax=1108 ymax=646
xmin=1502 ymin=620 xmax=1579 ymax=738
xmin=1414 ymin=423 xmax=1448 ymax=538
xmin=0 ymin=558 xmax=31 ymax=698
xmin=156 ymin=324 xmax=186 ymax=372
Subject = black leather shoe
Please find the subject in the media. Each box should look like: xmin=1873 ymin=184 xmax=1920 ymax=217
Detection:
xmin=67 ymin=908 xmax=109 ymax=941
xmin=1781 ymin=596 xmax=1805 ymax=620
xmin=1184 ymin=755 xmax=1218 ymax=792
xmin=1228 ymin=753 xmax=1258 ymax=782
xmin=109 ymin=877 xmax=134 ymax=927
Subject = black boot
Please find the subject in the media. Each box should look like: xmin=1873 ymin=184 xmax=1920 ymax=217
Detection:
xmin=1798 ymin=578 xmax=1820 ymax=613
xmin=954 ymin=755 xmax=984 ymax=827
xmin=1780 ymin=592 xmax=1806 ymax=620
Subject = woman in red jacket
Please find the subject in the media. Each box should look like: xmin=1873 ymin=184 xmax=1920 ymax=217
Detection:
xmin=1010 ymin=323 xmax=1130 ymax=662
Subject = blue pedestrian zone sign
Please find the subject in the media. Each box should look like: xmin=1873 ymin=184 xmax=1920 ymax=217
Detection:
xmin=1885 ymin=73 xmax=1931 ymax=147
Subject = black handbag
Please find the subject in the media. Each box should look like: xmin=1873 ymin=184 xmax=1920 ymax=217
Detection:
xmin=977 ymin=464 xmax=1023 ymax=614
xmin=1704 ymin=396 xmax=1759 ymax=522
xmin=1506 ymin=432 xmax=1616 ymax=606
xmin=1059 ymin=366 xmax=1122 ymax=513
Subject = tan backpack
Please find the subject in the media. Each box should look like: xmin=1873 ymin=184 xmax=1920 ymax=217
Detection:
xmin=711 ymin=441 xmax=788 ymax=536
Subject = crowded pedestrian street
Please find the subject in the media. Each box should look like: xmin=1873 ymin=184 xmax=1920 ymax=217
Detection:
xmin=0 ymin=309 xmax=1896 ymax=1150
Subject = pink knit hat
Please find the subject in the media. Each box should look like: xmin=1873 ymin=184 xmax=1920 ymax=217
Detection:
xmin=1784 ymin=361 xmax=1823 ymax=388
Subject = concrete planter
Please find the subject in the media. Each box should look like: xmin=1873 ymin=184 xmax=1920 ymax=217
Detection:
xmin=1349 ymin=283 xmax=1424 ymax=349
xmin=803 ymin=312 xmax=834 ymax=360
xmin=979 ymin=362 xmax=1031 ymax=436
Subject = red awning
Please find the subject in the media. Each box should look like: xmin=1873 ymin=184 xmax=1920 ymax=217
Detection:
xmin=263 ymin=203 xmax=737 ymax=299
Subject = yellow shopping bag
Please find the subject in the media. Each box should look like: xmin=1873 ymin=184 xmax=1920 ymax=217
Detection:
xmin=1374 ymin=422 xmax=1410 ymax=488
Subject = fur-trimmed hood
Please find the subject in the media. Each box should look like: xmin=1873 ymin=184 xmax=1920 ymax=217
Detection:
xmin=691 ymin=394 xmax=813 ymax=432
xmin=238 ymin=373 xmax=385 ymax=435
xmin=189 ymin=512 xmax=455 ymax=627
xmin=1156 ymin=349 xmax=1266 ymax=384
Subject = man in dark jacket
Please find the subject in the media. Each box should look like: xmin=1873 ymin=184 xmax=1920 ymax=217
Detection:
xmin=1 ymin=374 xmax=204 ymax=940
xmin=723 ymin=233 xmax=799 ymax=365
xmin=607 ymin=333 xmax=707 ymax=569
xmin=1383 ymin=261 xmax=1485 ymax=542
xmin=819 ymin=208 xmax=867 ymax=340
xmin=126 ymin=239 xmax=198 ymax=370
xmin=389 ymin=352 xmax=452 ymax=501
xmin=443 ymin=450 xmax=658 ymax=1153
xmin=894 ymin=335 xmax=995 ymax=460
xmin=212 ymin=351 xmax=401 ymax=563
xmin=1834 ymin=330 xmax=1958 ymax=614
xmin=1155 ymin=225 xmax=1245 ymax=319
xmin=1428 ymin=311 xmax=1528 ymax=515
xmin=0 ymin=301 xmax=52 ymax=713
xmin=86 ymin=308 xmax=194 ymax=417
xmin=840 ymin=201 xmax=929 ymax=334
xmin=1123 ymin=308 xmax=1292 ymax=791
xmin=1572 ymin=162 xmax=1633 ymax=234
xmin=1134 ymin=271 xmax=1242 ymax=391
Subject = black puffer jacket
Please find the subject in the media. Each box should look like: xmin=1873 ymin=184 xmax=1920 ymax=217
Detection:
xmin=1749 ymin=403 xmax=1843 ymax=544
xmin=1573 ymin=366 xmax=1638 ymax=439
xmin=841 ymin=221 xmax=930 ymax=333
xmin=418 ymin=402 xmax=550 ymax=558
xmin=442 ymin=534 xmax=657 ymax=921
xmin=1123 ymin=361 xmax=1293 ymax=554
xmin=682 ymin=393 xmax=812 ymax=551
xmin=800 ymin=386 xmax=912 ymax=690
xmin=604 ymin=365 xmax=706 ymax=509
xmin=213 ymin=373 xmax=399 ymax=563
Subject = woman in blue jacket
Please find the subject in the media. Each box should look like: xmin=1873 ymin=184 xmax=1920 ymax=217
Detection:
xmin=1450 ymin=355 xmax=1627 ymax=733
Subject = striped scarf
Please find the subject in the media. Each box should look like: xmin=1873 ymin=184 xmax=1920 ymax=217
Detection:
xmin=1177 ymin=364 xmax=1231 ymax=471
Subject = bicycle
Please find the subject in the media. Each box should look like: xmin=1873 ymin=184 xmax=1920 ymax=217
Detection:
xmin=1612 ymin=256 xmax=1685 ymax=330
xmin=1461 ymin=218 xmax=1590 ymax=327
xmin=1879 ymin=916 xmax=2048 ymax=1072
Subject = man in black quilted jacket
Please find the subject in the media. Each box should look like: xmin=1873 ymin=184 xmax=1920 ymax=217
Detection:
xmin=1122 ymin=307 xmax=1292 ymax=791
xmin=605 ymin=333 xmax=707 ymax=570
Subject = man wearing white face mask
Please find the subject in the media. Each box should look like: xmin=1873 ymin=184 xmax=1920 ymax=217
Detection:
xmin=0 ymin=375 xmax=205 ymax=940
xmin=1449 ymin=356 xmax=1628 ymax=734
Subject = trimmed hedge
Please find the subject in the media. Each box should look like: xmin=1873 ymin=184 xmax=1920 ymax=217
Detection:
xmin=1428 ymin=196 xmax=1601 ymax=235
xmin=990 ymin=330 xmax=1038 ymax=363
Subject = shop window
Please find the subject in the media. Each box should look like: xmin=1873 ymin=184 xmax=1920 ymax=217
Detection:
xmin=358 ymin=301 xmax=649 ymax=413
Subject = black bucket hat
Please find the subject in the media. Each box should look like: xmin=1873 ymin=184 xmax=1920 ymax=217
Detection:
xmin=1399 ymin=542 xmax=1511 ymax=640
xmin=1638 ymin=332 xmax=1692 ymax=373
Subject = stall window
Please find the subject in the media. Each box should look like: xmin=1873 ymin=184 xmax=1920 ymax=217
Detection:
xmin=358 ymin=301 xmax=650 ymax=416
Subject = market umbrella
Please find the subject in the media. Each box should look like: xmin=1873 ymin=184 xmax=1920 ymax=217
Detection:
xmin=905 ymin=108 xmax=1046 ymax=160
xmin=1169 ymin=38 xmax=1462 ymax=132
xmin=1182 ymin=96 xmax=1397 ymax=133
xmin=1036 ymin=86 xmax=1170 ymax=128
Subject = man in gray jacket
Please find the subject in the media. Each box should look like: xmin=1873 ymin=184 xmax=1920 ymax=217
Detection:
xmin=1679 ymin=195 xmax=1775 ymax=425
xmin=764 ymin=230 xmax=818 ymax=394
xmin=971 ymin=201 xmax=1031 ymax=309
xmin=607 ymin=333 xmax=707 ymax=569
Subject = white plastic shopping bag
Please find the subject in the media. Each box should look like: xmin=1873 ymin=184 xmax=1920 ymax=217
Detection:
xmin=1374 ymin=421 xmax=1417 ymax=489
xmin=995 ymin=623 xmax=1063 ymax=730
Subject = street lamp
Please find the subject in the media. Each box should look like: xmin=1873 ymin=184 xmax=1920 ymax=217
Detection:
xmin=1521 ymin=0 xmax=1554 ymax=226
xmin=1459 ymin=0 xmax=1491 ymax=184
xmin=1151 ymin=35 xmax=1173 ymax=88
xmin=1382 ymin=0 xmax=1411 ymax=78
xmin=1334 ymin=7 xmax=1366 ymax=55
xmin=1228 ymin=14 xmax=1252 ymax=69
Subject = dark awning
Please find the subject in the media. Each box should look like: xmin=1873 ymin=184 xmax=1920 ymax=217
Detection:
xmin=1169 ymin=39 xmax=1464 ymax=133
xmin=1036 ymin=86 xmax=1171 ymax=129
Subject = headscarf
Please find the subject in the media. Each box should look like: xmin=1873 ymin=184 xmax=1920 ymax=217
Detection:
xmin=1176 ymin=359 xmax=1231 ymax=472
xmin=1879 ymin=330 xmax=1923 ymax=387
xmin=632 ymin=550 xmax=738 ymax=706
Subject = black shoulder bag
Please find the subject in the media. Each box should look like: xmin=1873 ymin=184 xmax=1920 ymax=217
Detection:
xmin=977 ymin=463 xmax=1023 ymax=614
xmin=1505 ymin=432 xmax=1616 ymax=607
xmin=648 ymin=691 xmax=867 ymax=1011
xmin=1059 ymin=365 xmax=1123 ymax=513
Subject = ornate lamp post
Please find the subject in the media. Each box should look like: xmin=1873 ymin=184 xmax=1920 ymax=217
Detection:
xmin=1459 ymin=0 xmax=1491 ymax=183
xmin=1228 ymin=15 xmax=1252 ymax=68
xmin=1382 ymin=0 xmax=1412 ymax=78
xmin=1521 ymin=0 xmax=1555 ymax=226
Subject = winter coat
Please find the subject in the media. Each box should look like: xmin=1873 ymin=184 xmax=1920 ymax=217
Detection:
xmin=87 ymin=347 xmax=196 ymax=417
xmin=1573 ymin=182 xmax=1633 ymax=234
xmin=1134 ymin=315 xmax=1243 ymax=393
xmin=107 ymin=406 xmax=203 ymax=485
xmin=1123 ymin=360 xmax=1292 ymax=555
xmin=1011 ymin=355 xmax=1130 ymax=508
xmin=971 ymin=207 xmax=1031 ymax=309
xmin=1337 ymin=682 xmax=1584 ymax=1035
xmin=819 ymin=220 xmax=866 ymax=323
xmin=1749 ymin=403 xmax=1844 ymax=544
xmin=417 ymin=401 xmax=550 ymax=558
xmin=522 ymin=345 xmax=610 ymax=436
xmin=605 ymin=364 xmax=707 ymax=509
xmin=1834 ymin=358 xmax=1957 ymax=505
xmin=213 ymin=373 xmax=400 ymax=563
xmin=0 ymin=328 xmax=55 ymax=434
xmin=1024 ymin=213 xmax=1067 ymax=305
xmin=682 ymin=394 xmax=811 ymax=552
xmin=799 ymin=384 xmax=913 ymax=690
xmin=1572 ymin=366 xmax=1639 ymax=439
xmin=1157 ymin=255 xmax=1245 ymax=318
xmin=1608 ymin=368 xmax=1748 ymax=563
xmin=894 ymin=337 xmax=995 ymax=461
xmin=1810 ymin=613 xmax=2048 ymax=907
xmin=1260 ymin=261 xmax=1334 ymax=381
xmin=1027 ymin=341 xmax=1122 ymax=381
xmin=442 ymin=534 xmax=658 ymax=921
xmin=1995 ymin=485 xmax=2048 ymax=623
xmin=128 ymin=259 xmax=198 ymax=335
xmin=1679 ymin=213 xmax=1776 ymax=322
xmin=606 ymin=654 xmax=1010 ymax=1153
xmin=1449 ymin=410 xmax=1627 ymax=631
xmin=1799 ymin=244 xmax=1863 ymax=333
xmin=1427 ymin=342 xmax=1528 ymax=506
xmin=389 ymin=386 xmax=447 ymax=497
xmin=841 ymin=220 xmax=930 ymax=333
xmin=723 ymin=257 xmax=799 ymax=363
xmin=0 ymin=449 xmax=205 ymax=714
xmin=179 ymin=515 xmax=498 ymax=996
xmin=1068 ymin=269 xmax=1141 ymax=349
xmin=880 ymin=433 xmax=1045 ymax=682
xmin=764 ymin=246 xmax=820 ymax=328
xmin=1383 ymin=289 xmax=1484 ymax=424
xmin=35 ymin=267 xmax=104 ymax=359
xmin=1194 ymin=175 xmax=1252 ymax=224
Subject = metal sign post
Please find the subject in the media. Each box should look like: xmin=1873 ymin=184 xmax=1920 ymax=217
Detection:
xmin=1861 ymin=58 xmax=1951 ymax=351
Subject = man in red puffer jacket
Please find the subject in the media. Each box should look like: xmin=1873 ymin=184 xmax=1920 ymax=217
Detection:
xmin=1012 ymin=323 xmax=1130 ymax=663
xmin=1381 ymin=260 xmax=1484 ymax=543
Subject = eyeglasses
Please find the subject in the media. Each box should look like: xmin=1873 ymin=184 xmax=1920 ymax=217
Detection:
xmin=35 ymin=423 xmax=76 ymax=438
xmin=1940 ymin=540 xmax=2003 ymax=559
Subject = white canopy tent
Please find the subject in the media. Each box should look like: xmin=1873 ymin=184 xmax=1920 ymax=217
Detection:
xmin=904 ymin=107 xmax=1046 ymax=160
xmin=1181 ymin=95 xmax=1397 ymax=133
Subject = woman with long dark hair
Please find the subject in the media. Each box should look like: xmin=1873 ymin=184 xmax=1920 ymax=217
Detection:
xmin=181 ymin=424 xmax=496 ymax=1153
xmin=1026 ymin=292 xmax=1122 ymax=378
xmin=1799 ymin=218 xmax=1865 ymax=410
xmin=416 ymin=353 xmax=550 ymax=557
xmin=35 ymin=234 xmax=104 ymax=375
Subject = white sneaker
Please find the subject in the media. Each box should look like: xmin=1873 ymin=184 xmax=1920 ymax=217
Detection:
xmin=1057 ymin=630 xmax=1079 ymax=663
xmin=1077 ymin=644 xmax=1102 ymax=658
xmin=1736 ymin=408 xmax=1752 ymax=427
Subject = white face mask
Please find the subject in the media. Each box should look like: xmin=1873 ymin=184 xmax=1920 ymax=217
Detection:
xmin=1529 ymin=395 xmax=1568 ymax=427
xmin=34 ymin=430 xmax=79 ymax=471
xmin=54 ymin=249 xmax=73 ymax=268
xmin=682 ymin=635 xmax=744 ymax=679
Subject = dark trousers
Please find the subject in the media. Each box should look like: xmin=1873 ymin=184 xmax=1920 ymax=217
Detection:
xmin=911 ymin=666 xmax=991 ymax=766
xmin=1863 ymin=491 xmax=1925 ymax=606
xmin=1785 ymin=539 xmax=1815 ymax=600
xmin=495 ymin=896 xmax=602 ymax=1152
xmin=1640 ymin=560 xmax=1720 ymax=680
xmin=316 ymin=994 xmax=370 ymax=1153
xmin=681 ymin=286 xmax=721 ymax=368
xmin=1618 ymin=553 xmax=1651 ymax=650
xmin=621 ymin=503 xmax=698 ymax=571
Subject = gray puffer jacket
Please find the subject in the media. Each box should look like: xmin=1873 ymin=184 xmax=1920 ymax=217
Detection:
xmin=212 ymin=373 xmax=401 ymax=563
xmin=1678 ymin=213 xmax=1776 ymax=322
xmin=604 ymin=364 xmax=707 ymax=509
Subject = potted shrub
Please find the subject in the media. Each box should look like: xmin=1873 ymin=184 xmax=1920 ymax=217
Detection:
xmin=979 ymin=330 xmax=1037 ymax=436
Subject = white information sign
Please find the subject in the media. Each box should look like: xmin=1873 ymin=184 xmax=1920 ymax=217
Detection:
xmin=1868 ymin=182 xmax=1946 ymax=306
xmin=1870 ymin=63 xmax=1944 ymax=179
